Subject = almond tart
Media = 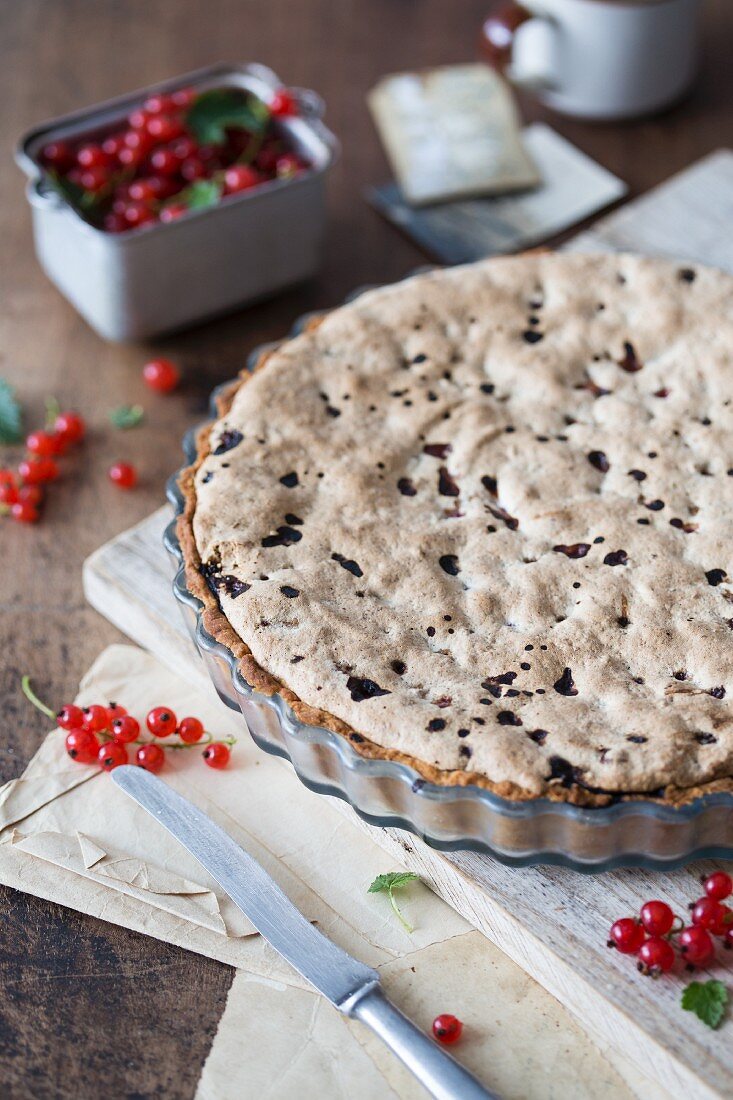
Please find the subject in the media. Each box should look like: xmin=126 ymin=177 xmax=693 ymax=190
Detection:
xmin=179 ymin=253 xmax=733 ymax=807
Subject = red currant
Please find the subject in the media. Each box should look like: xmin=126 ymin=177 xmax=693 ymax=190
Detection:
xmin=104 ymin=212 xmax=128 ymax=234
xmin=144 ymin=93 xmax=175 ymax=115
xmin=98 ymin=741 xmax=128 ymax=771
xmin=726 ymin=927 xmax=733 ymax=950
xmin=80 ymin=166 xmax=111 ymax=193
xmin=102 ymin=133 xmax=126 ymax=160
xmin=691 ymin=897 xmax=729 ymax=935
xmin=640 ymin=900 xmax=674 ymax=937
xmin=0 ymin=483 xmax=19 ymax=505
xmin=146 ymin=114 xmax=185 ymax=143
xmin=106 ymin=702 xmax=127 ymax=723
xmin=159 ymin=204 xmax=187 ymax=223
xmin=77 ymin=143 xmax=109 ymax=170
xmin=171 ymin=136 xmax=197 ymax=161
xmin=111 ymin=715 xmax=140 ymax=744
xmin=149 ymin=147 xmax=180 ymax=176
xmin=180 ymin=156 xmax=206 ymax=182
xmin=432 ymin=1015 xmax=463 ymax=1044
xmin=269 ymin=88 xmax=297 ymax=117
xmin=17 ymin=484 xmax=44 ymax=506
xmin=65 ymin=729 xmax=100 ymax=764
xmin=704 ymin=871 xmax=733 ymax=901
xmin=638 ymin=937 xmax=675 ymax=974
xmin=54 ymin=411 xmax=85 ymax=445
xmin=223 ymin=165 xmax=261 ymax=194
xmin=275 ymin=153 xmax=302 ymax=179
xmin=82 ymin=704 xmax=109 ymax=733
xmin=609 ymin=918 xmax=645 ymax=955
xmin=202 ymin=742 xmax=231 ymax=769
xmin=146 ymin=706 xmax=177 ymax=737
xmin=177 ymin=716 xmax=204 ymax=743
xmin=128 ymin=178 xmax=159 ymax=203
xmin=0 ymin=468 xmax=15 ymax=486
xmin=10 ymin=501 xmax=40 ymax=524
xmin=18 ymin=456 xmax=59 ymax=484
xmin=41 ymin=140 xmax=75 ymax=172
xmin=679 ymin=925 xmax=715 ymax=966
xmin=142 ymin=357 xmax=180 ymax=393
xmin=26 ymin=430 xmax=61 ymax=457
xmin=136 ymin=743 xmax=165 ymax=772
xmin=56 ymin=703 xmax=85 ymax=730
xmin=123 ymin=202 xmax=155 ymax=229
xmin=128 ymin=109 xmax=152 ymax=131
xmin=108 ymin=461 xmax=138 ymax=489
xmin=171 ymin=86 xmax=195 ymax=109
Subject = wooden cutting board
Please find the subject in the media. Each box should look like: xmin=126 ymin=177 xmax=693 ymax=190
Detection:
xmin=84 ymin=151 xmax=733 ymax=1100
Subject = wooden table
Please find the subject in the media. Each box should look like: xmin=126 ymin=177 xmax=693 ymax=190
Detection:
xmin=1 ymin=1 xmax=731 ymax=1095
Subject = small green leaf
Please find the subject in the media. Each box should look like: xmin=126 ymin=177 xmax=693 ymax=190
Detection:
xmin=681 ymin=980 xmax=728 ymax=1029
xmin=47 ymin=169 xmax=103 ymax=212
xmin=368 ymin=871 xmax=419 ymax=933
xmin=368 ymin=872 xmax=418 ymax=894
xmin=109 ymin=404 xmax=145 ymax=430
xmin=186 ymin=90 xmax=269 ymax=145
xmin=169 ymin=178 xmax=223 ymax=213
xmin=0 ymin=379 xmax=23 ymax=444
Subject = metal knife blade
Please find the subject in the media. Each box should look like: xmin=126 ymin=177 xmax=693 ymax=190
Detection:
xmin=111 ymin=765 xmax=378 ymax=1010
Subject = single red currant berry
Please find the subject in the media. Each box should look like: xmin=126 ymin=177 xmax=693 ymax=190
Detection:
xmin=136 ymin=743 xmax=165 ymax=773
xmin=104 ymin=212 xmax=128 ymax=233
xmin=123 ymin=201 xmax=156 ymax=229
xmin=432 ymin=1015 xmax=463 ymax=1044
xmin=111 ymin=715 xmax=140 ymax=744
xmin=65 ymin=729 xmax=100 ymax=764
xmin=26 ymin=430 xmax=59 ymax=457
xmin=128 ymin=178 xmax=159 ymax=203
xmin=159 ymin=204 xmax=187 ymax=223
xmin=180 ymin=156 xmax=206 ymax=182
xmin=146 ymin=706 xmax=178 ymax=737
xmin=638 ymin=937 xmax=675 ymax=974
xmin=143 ymin=93 xmax=175 ymax=115
xmin=171 ymin=136 xmax=196 ymax=161
xmin=108 ymin=461 xmax=138 ymax=489
xmin=704 ymin=871 xmax=733 ymax=901
xmin=54 ymin=411 xmax=85 ymax=445
xmin=223 ymin=165 xmax=261 ymax=194
xmin=275 ymin=153 xmax=302 ymax=179
xmin=41 ymin=140 xmax=75 ymax=172
xmin=177 ymin=716 xmax=204 ymax=743
xmin=56 ymin=703 xmax=85 ymax=730
xmin=679 ymin=925 xmax=715 ymax=966
xmin=10 ymin=501 xmax=40 ymax=524
xmin=171 ymin=86 xmax=195 ymax=108
xmin=98 ymin=741 xmax=128 ymax=771
xmin=77 ymin=143 xmax=109 ymax=169
xmin=0 ymin=468 xmax=15 ymax=486
xmin=0 ymin=483 xmax=19 ymax=505
xmin=17 ymin=484 xmax=44 ymax=506
xmin=142 ymin=357 xmax=180 ymax=393
xmin=102 ymin=133 xmax=126 ymax=160
xmin=202 ymin=742 xmax=231 ymax=769
xmin=269 ymin=88 xmax=297 ymax=117
xmin=18 ymin=456 xmax=59 ymax=483
xmin=609 ymin=918 xmax=645 ymax=955
xmin=128 ymin=109 xmax=152 ymax=131
xmin=106 ymin=702 xmax=128 ymax=723
xmin=82 ymin=704 xmax=109 ymax=733
xmin=149 ymin=147 xmax=180 ymax=176
xmin=640 ymin=900 xmax=675 ymax=937
xmin=146 ymin=114 xmax=184 ymax=142
xmin=691 ymin=897 xmax=728 ymax=935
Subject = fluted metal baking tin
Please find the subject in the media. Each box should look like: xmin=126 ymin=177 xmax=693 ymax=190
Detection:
xmin=16 ymin=62 xmax=338 ymax=341
xmin=164 ymin=312 xmax=733 ymax=872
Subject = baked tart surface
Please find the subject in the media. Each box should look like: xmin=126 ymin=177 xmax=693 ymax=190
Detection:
xmin=179 ymin=253 xmax=733 ymax=806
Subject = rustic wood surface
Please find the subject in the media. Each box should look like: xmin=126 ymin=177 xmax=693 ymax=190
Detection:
xmin=1 ymin=0 xmax=732 ymax=1096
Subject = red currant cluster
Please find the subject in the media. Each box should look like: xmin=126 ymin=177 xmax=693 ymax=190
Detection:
xmin=609 ymin=872 xmax=733 ymax=975
xmin=23 ymin=678 xmax=234 ymax=773
xmin=0 ymin=408 xmax=85 ymax=524
xmin=40 ymin=85 xmax=307 ymax=234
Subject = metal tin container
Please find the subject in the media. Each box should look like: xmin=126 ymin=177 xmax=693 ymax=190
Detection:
xmin=16 ymin=63 xmax=338 ymax=341
xmin=163 ymin=310 xmax=733 ymax=873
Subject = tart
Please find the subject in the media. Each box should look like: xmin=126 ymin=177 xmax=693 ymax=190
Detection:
xmin=179 ymin=253 xmax=733 ymax=807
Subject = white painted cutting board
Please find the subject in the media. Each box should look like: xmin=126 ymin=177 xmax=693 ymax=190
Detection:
xmin=84 ymin=151 xmax=733 ymax=1100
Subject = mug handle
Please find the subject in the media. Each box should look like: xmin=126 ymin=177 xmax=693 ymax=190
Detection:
xmin=480 ymin=2 xmax=533 ymax=71
xmin=480 ymin=3 xmax=557 ymax=89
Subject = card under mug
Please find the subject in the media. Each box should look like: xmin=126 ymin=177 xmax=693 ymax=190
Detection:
xmin=481 ymin=0 xmax=700 ymax=120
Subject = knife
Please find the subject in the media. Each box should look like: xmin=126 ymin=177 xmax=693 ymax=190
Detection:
xmin=111 ymin=766 xmax=495 ymax=1100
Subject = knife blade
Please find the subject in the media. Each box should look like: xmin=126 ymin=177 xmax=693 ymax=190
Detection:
xmin=111 ymin=766 xmax=495 ymax=1100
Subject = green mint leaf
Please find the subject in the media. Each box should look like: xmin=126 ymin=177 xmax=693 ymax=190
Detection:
xmin=175 ymin=178 xmax=223 ymax=212
xmin=368 ymin=871 xmax=419 ymax=933
xmin=0 ymin=379 xmax=23 ymax=444
xmin=109 ymin=404 xmax=145 ymax=430
xmin=681 ymin=980 xmax=728 ymax=1029
xmin=186 ymin=90 xmax=269 ymax=145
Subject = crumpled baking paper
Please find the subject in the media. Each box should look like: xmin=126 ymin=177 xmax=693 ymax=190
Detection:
xmin=0 ymin=644 xmax=664 ymax=1099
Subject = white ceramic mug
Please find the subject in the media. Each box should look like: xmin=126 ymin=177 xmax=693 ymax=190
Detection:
xmin=481 ymin=0 xmax=700 ymax=120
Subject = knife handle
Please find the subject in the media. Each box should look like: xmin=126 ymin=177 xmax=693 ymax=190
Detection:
xmin=351 ymin=987 xmax=496 ymax=1100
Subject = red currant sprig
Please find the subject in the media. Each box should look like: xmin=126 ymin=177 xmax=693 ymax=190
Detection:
xmin=21 ymin=677 xmax=236 ymax=774
xmin=432 ymin=1015 xmax=463 ymax=1044
xmin=608 ymin=873 xmax=733 ymax=977
xmin=0 ymin=399 xmax=85 ymax=526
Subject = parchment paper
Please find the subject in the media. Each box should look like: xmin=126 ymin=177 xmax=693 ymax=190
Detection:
xmin=0 ymin=644 xmax=666 ymax=1099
